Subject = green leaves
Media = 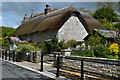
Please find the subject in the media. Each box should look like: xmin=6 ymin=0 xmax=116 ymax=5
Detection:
xmin=64 ymin=40 xmax=77 ymax=48
xmin=1 ymin=26 xmax=15 ymax=48
xmin=93 ymin=7 xmax=119 ymax=22
xmin=41 ymin=37 xmax=65 ymax=53
xmin=15 ymin=44 xmax=39 ymax=53
xmin=1 ymin=26 xmax=15 ymax=37
xmin=85 ymin=31 xmax=105 ymax=46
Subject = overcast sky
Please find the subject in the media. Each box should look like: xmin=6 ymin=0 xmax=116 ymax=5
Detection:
xmin=1 ymin=1 xmax=119 ymax=28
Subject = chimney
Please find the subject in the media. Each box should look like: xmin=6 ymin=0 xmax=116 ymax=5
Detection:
xmin=44 ymin=4 xmax=51 ymax=15
xmin=30 ymin=13 xmax=34 ymax=18
xmin=21 ymin=14 xmax=28 ymax=24
xmin=23 ymin=14 xmax=28 ymax=21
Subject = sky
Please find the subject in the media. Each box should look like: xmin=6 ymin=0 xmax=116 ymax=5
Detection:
xmin=1 ymin=0 xmax=120 ymax=28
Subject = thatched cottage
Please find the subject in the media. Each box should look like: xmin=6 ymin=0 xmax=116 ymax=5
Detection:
xmin=13 ymin=6 xmax=105 ymax=43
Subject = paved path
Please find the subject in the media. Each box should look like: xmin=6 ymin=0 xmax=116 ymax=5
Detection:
xmin=16 ymin=61 xmax=55 ymax=71
xmin=1 ymin=60 xmax=54 ymax=80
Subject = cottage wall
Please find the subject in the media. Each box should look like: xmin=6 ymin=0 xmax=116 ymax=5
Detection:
xmin=57 ymin=13 xmax=88 ymax=42
xmin=20 ymin=35 xmax=28 ymax=41
xmin=20 ymin=29 xmax=58 ymax=43
xmin=30 ymin=30 xmax=58 ymax=43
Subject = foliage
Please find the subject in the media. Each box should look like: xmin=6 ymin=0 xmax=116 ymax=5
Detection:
xmin=94 ymin=45 xmax=108 ymax=58
xmin=1 ymin=26 xmax=15 ymax=37
xmin=71 ymin=45 xmax=120 ymax=59
xmin=2 ymin=37 xmax=9 ymax=47
xmin=99 ymin=18 xmax=120 ymax=31
xmin=108 ymin=43 xmax=119 ymax=55
xmin=83 ymin=50 xmax=95 ymax=57
xmin=106 ymin=55 xmax=117 ymax=59
xmin=41 ymin=37 xmax=65 ymax=53
xmin=71 ymin=45 xmax=108 ymax=58
xmin=71 ymin=48 xmax=86 ymax=56
xmin=64 ymin=40 xmax=77 ymax=48
xmin=96 ymin=2 xmax=119 ymax=12
xmin=24 ymin=42 xmax=37 ymax=47
xmin=15 ymin=44 xmax=39 ymax=61
xmin=15 ymin=44 xmax=39 ymax=53
xmin=71 ymin=47 xmax=95 ymax=57
xmin=99 ymin=18 xmax=116 ymax=30
xmin=113 ymin=23 xmax=120 ymax=31
xmin=1 ymin=26 xmax=16 ymax=48
xmin=85 ymin=31 xmax=105 ymax=46
xmin=93 ymin=7 xmax=119 ymax=22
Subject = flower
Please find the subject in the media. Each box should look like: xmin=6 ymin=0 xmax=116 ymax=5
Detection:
xmin=108 ymin=43 xmax=119 ymax=55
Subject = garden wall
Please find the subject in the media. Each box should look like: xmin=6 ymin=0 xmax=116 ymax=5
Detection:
xmin=61 ymin=56 xmax=120 ymax=79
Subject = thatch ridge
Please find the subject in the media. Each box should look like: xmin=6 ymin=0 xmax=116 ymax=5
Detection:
xmin=13 ymin=5 xmax=105 ymax=36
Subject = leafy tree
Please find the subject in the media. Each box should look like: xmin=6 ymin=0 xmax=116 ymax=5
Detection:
xmin=93 ymin=7 xmax=119 ymax=22
xmin=96 ymin=2 xmax=119 ymax=11
xmin=85 ymin=31 xmax=105 ymax=46
xmin=1 ymin=26 xmax=15 ymax=37
xmin=1 ymin=26 xmax=16 ymax=48
xmin=99 ymin=18 xmax=116 ymax=30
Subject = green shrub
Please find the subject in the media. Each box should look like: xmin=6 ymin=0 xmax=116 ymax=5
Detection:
xmin=106 ymin=55 xmax=117 ymax=59
xmin=64 ymin=40 xmax=77 ymax=48
xmin=94 ymin=45 xmax=108 ymax=58
xmin=71 ymin=49 xmax=85 ymax=56
xmin=41 ymin=37 xmax=65 ymax=53
xmin=84 ymin=50 xmax=95 ymax=57
xmin=71 ymin=49 xmax=95 ymax=57
xmin=15 ymin=44 xmax=39 ymax=52
xmin=15 ymin=44 xmax=39 ymax=61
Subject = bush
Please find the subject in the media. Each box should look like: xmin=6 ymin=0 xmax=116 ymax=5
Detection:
xmin=108 ymin=43 xmax=119 ymax=55
xmin=71 ymin=49 xmax=95 ymax=57
xmin=64 ymin=40 xmax=77 ymax=48
xmin=15 ymin=44 xmax=39 ymax=52
xmin=84 ymin=50 xmax=95 ymax=57
xmin=94 ymin=45 xmax=108 ymax=58
xmin=106 ymin=55 xmax=117 ymax=59
xmin=15 ymin=44 xmax=39 ymax=61
xmin=41 ymin=37 xmax=65 ymax=53
xmin=71 ymin=49 xmax=85 ymax=56
xmin=71 ymin=44 xmax=119 ymax=59
xmin=85 ymin=31 xmax=106 ymax=46
xmin=108 ymin=43 xmax=119 ymax=59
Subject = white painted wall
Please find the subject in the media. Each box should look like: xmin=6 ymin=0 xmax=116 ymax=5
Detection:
xmin=29 ymin=30 xmax=58 ymax=43
xmin=57 ymin=13 xmax=88 ymax=42
xmin=20 ymin=30 xmax=58 ymax=43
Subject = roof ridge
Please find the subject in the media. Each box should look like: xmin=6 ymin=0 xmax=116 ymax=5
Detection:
xmin=42 ymin=5 xmax=77 ymax=18
xmin=24 ymin=5 xmax=77 ymax=23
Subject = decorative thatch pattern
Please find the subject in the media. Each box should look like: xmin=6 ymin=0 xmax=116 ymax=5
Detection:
xmin=13 ymin=6 xmax=105 ymax=36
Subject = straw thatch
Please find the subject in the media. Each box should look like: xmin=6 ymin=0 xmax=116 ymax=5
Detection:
xmin=13 ymin=6 xmax=105 ymax=36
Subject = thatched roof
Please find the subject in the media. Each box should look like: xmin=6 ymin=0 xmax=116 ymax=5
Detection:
xmin=13 ymin=6 xmax=105 ymax=36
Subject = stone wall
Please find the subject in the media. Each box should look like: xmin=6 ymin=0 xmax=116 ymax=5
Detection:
xmin=20 ymin=51 xmax=41 ymax=63
xmin=61 ymin=56 xmax=120 ymax=79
